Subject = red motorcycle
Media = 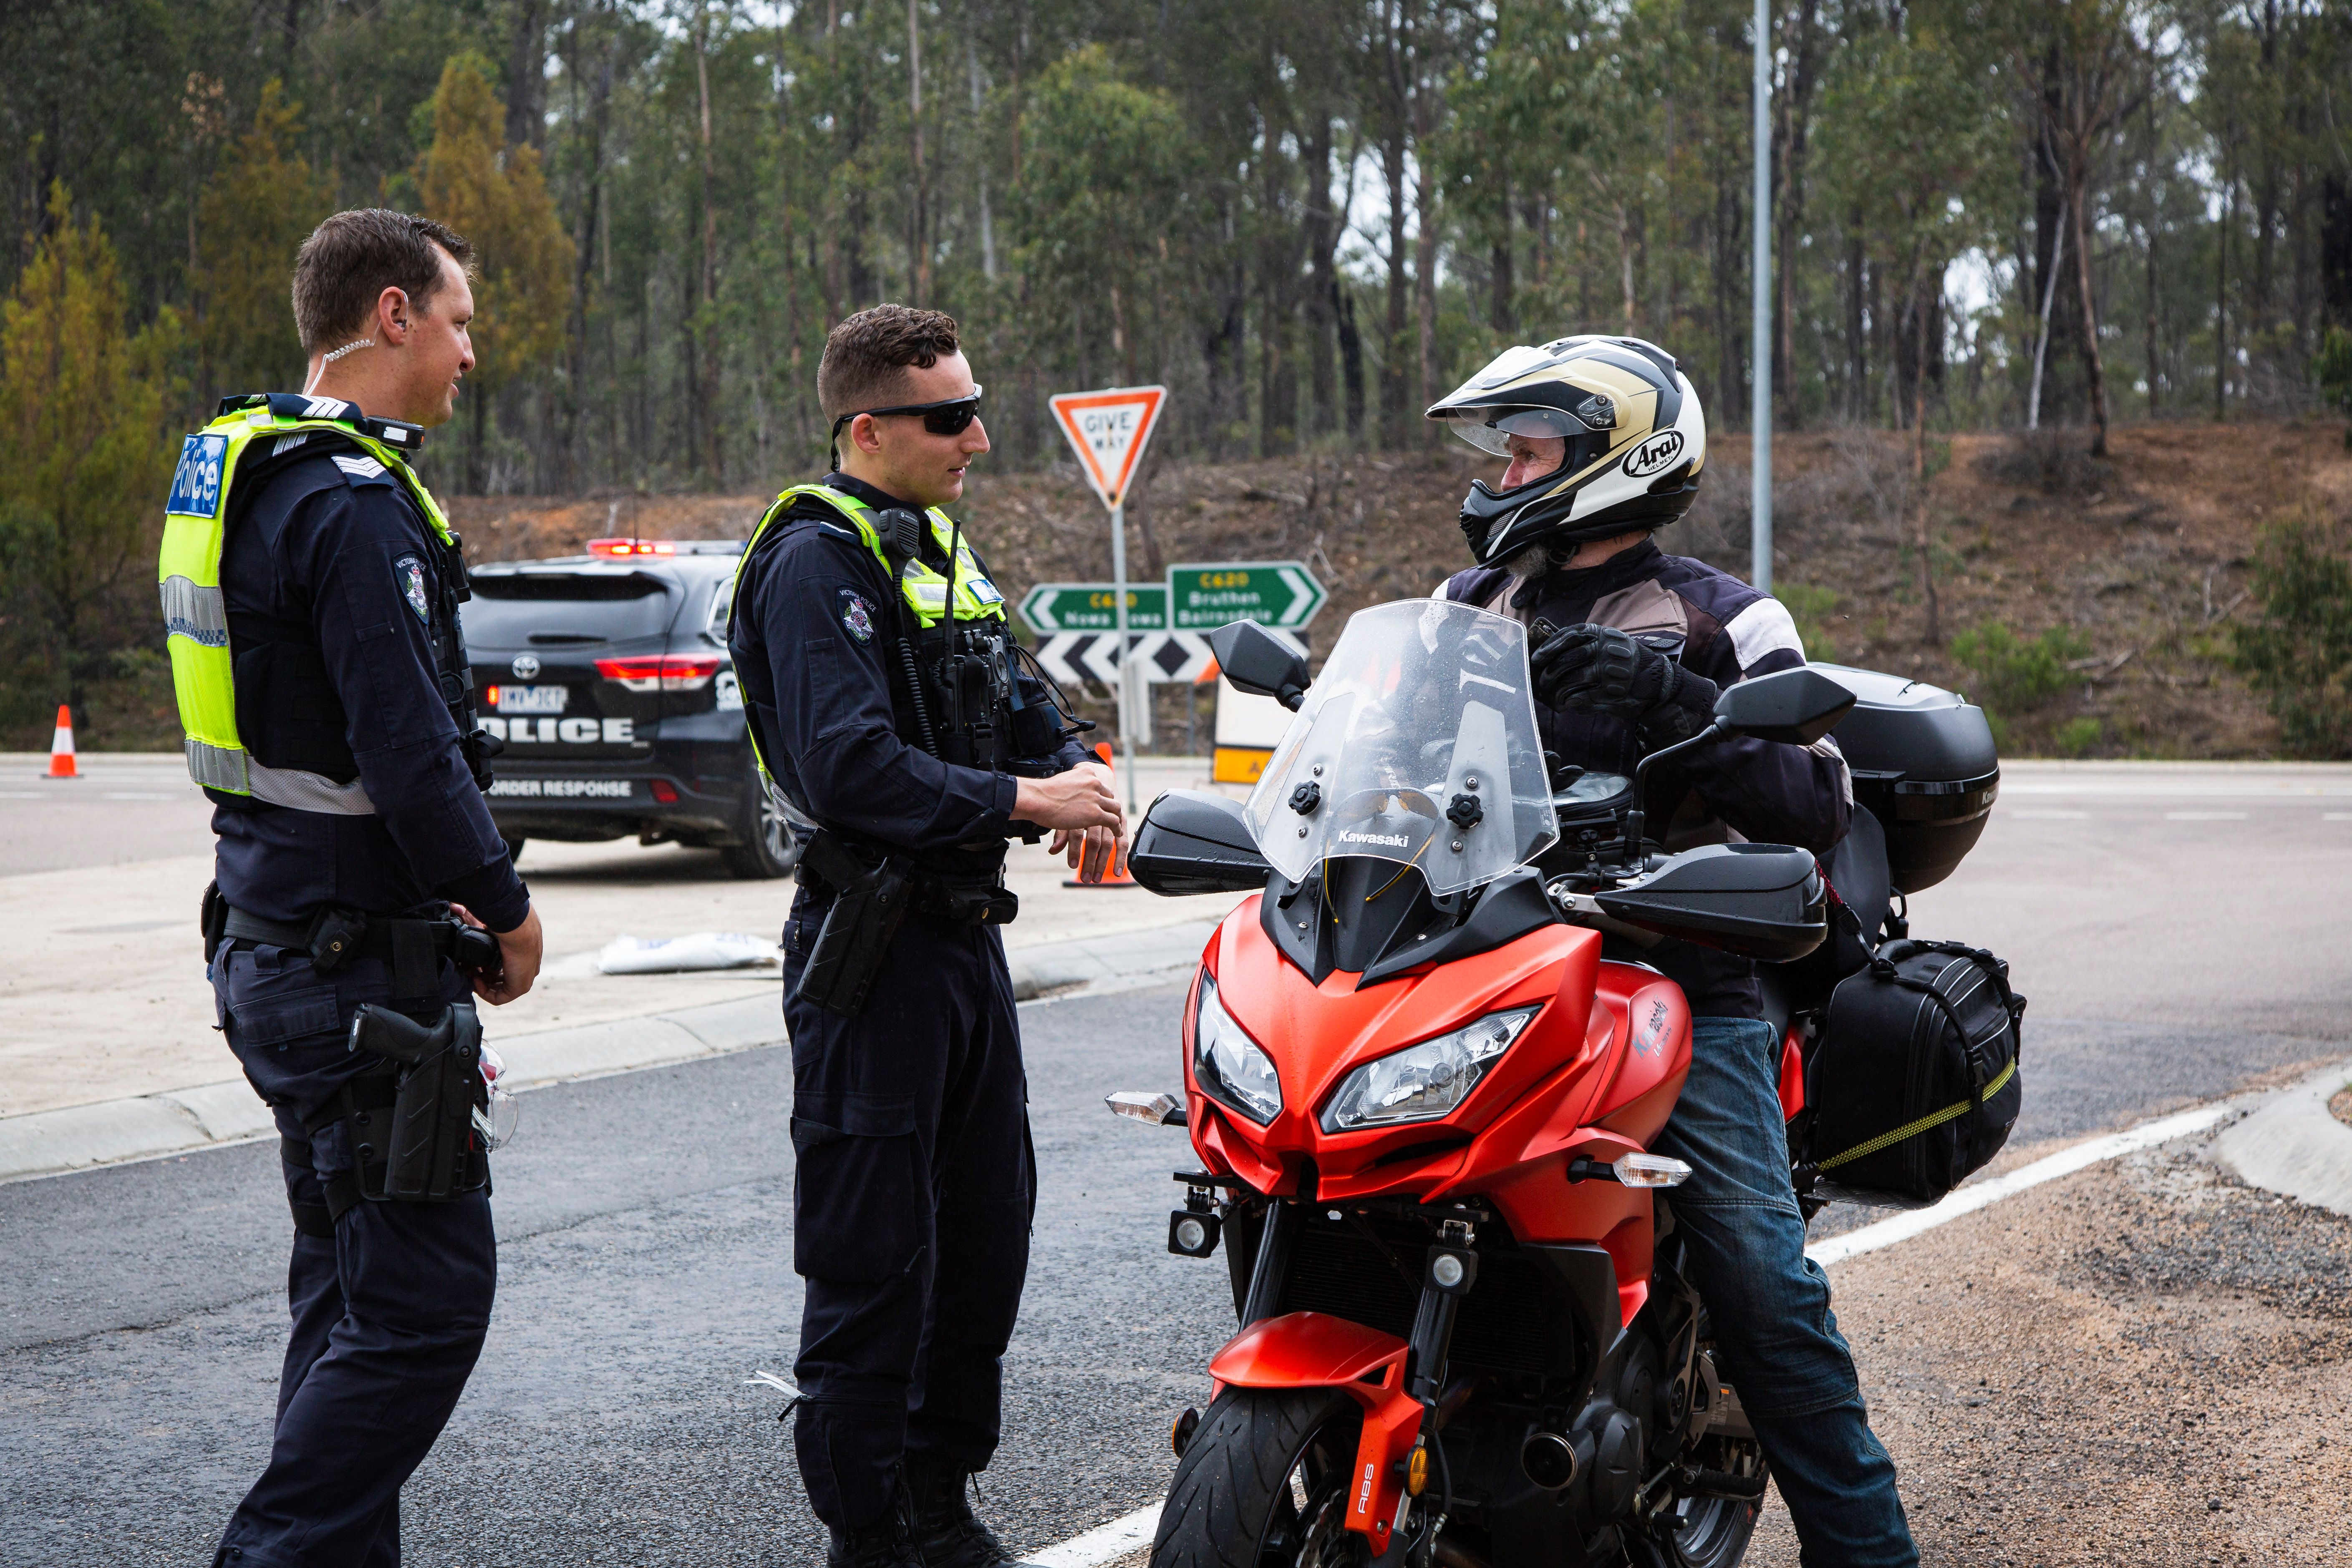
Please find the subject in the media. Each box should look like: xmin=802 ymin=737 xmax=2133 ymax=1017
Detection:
xmin=1114 ymin=602 xmax=1858 ymax=1568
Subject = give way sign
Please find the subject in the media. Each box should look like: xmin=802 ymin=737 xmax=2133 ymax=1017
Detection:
xmin=1049 ymin=385 xmax=1167 ymax=509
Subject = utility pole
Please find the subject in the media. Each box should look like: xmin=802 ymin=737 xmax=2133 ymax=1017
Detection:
xmin=1751 ymin=0 xmax=1774 ymax=595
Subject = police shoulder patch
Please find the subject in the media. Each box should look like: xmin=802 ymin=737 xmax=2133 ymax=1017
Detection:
xmin=395 ymin=555 xmax=431 ymax=623
xmin=838 ymin=589 xmax=877 ymax=643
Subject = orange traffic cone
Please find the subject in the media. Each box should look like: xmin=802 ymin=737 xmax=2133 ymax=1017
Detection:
xmin=45 ymin=704 xmax=78 ymax=779
xmin=1064 ymin=741 xmax=1137 ymax=888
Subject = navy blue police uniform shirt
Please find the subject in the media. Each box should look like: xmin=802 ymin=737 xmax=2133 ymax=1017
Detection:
xmin=729 ymin=472 xmax=1089 ymax=861
xmin=212 ymin=443 xmax=529 ymax=933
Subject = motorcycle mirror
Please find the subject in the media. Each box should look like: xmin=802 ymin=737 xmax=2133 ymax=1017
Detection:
xmin=1208 ymin=620 xmax=1311 ymax=712
xmin=1711 ymin=667 xmax=1856 ymax=746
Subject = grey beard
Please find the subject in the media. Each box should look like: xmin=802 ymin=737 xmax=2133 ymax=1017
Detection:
xmin=1500 ymin=542 xmax=1575 ymax=582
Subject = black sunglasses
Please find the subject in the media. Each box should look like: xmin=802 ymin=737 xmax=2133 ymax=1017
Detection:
xmin=831 ymin=386 xmax=985 ymax=446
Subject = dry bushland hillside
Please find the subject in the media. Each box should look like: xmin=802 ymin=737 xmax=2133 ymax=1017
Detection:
xmin=450 ymin=420 xmax=2352 ymax=759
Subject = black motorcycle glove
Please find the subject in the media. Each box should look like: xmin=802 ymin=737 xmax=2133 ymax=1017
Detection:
xmin=1529 ymin=622 xmax=1719 ymax=746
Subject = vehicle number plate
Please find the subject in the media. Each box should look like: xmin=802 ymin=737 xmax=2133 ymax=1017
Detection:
xmin=494 ymin=684 xmax=569 ymax=714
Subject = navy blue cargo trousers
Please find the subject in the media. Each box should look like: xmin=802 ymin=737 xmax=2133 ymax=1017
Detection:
xmin=781 ymin=893 xmax=1035 ymax=1532
xmin=210 ymin=939 xmax=493 ymax=1568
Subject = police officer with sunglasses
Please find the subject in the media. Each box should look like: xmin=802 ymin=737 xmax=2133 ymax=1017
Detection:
xmin=729 ymin=305 xmax=1124 ymax=1568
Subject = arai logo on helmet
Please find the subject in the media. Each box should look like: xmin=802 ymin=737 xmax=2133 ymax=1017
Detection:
xmin=1621 ymin=429 xmax=1687 ymax=479
xmin=1338 ymin=830 xmax=1411 ymax=849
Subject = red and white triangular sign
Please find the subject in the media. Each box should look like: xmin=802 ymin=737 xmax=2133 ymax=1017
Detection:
xmin=1049 ymin=385 xmax=1167 ymax=509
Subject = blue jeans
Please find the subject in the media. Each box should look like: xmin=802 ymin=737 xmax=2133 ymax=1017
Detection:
xmin=1652 ymin=1016 xmax=1917 ymax=1568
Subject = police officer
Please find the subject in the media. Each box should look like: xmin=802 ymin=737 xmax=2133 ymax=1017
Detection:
xmin=729 ymin=305 xmax=1123 ymax=1568
xmin=1427 ymin=335 xmax=1918 ymax=1565
xmin=161 ymin=208 xmax=544 ymax=1568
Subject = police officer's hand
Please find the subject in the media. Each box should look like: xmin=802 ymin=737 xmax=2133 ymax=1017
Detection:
xmin=1013 ymin=761 xmax=1124 ymax=838
xmin=1052 ymin=824 xmax=1123 ymax=884
xmin=450 ymin=902 xmax=544 ymax=1005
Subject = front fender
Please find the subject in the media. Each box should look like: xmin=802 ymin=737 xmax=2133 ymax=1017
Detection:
xmin=1207 ymin=1312 xmax=1424 ymax=1552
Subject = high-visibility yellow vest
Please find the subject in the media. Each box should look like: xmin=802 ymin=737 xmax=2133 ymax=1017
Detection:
xmin=738 ymin=483 xmax=1007 ymax=628
xmin=159 ymin=393 xmax=446 ymax=813
xmin=729 ymin=483 xmax=1008 ymax=789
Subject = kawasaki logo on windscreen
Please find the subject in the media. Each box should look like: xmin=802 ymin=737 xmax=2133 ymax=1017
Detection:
xmin=1338 ymin=830 xmax=1411 ymax=848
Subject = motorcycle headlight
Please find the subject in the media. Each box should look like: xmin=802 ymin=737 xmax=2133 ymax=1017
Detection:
xmin=1192 ymin=971 xmax=1282 ymax=1125
xmin=1319 ymin=1007 xmax=1538 ymax=1133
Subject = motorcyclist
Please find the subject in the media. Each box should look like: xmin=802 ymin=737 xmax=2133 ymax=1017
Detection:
xmin=1425 ymin=335 xmax=1918 ymax=1566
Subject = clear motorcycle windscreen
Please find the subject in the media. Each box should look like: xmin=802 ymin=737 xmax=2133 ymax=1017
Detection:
xmin=1243 ymin=600 xmax=1558 ymax=896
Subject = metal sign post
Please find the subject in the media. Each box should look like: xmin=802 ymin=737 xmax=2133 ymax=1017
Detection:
xmin=1048 ymin=386 xmax=1168 ymax=817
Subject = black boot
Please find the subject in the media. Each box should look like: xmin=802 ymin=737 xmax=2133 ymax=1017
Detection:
xmin=903 ymin=1452 xmax=1015 ymax=1568
xmin=825 ymin=1487 xmax=928 ymax=1568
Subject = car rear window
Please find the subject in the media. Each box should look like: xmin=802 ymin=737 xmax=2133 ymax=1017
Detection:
xmin=466 ymin=571 xmax=676 ymax=645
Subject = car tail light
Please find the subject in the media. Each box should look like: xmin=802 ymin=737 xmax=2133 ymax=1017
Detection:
xmin=593 ymin=655 xmax=724 ymax=692
xmin=650 ymin=779 xmax=680 ymax=803
xmin=587 ymin=538 xmax=676 ymax=557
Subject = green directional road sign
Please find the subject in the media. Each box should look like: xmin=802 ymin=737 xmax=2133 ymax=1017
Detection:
xmin=1165 ymin=561 xmax=1328 ymax=630
xmin=1016 ymin=582 xmax=1169 ymax=634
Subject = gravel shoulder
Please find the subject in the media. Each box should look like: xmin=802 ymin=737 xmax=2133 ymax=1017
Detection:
xmin=1750 ymin=1137 xmax=2352 ymax=1566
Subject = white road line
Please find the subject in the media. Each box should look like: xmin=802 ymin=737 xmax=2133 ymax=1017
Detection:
xmin=2164 ymin=810 xmax=2247 ymax=821
xmin=2007 ymin=809 xmax=2088 ymax=820
xmin=1019 ymin=1503 xmax=1163 ymax=1568
xmin=2327 ymin=813 xmax=2352 ymax=822
xmin=1806 ymin=1103 xmax=2232 ymax=1268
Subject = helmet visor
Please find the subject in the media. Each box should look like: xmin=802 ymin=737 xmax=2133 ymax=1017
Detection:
xmin=1440 ymin=404 xmax=1607 ymax=459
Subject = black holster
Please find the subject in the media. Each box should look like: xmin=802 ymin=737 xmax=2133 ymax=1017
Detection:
xmin=346 ymin=1002 xmax=488 ymax=1201
xmin=796 ymin=847 xmax=911 ymax=1019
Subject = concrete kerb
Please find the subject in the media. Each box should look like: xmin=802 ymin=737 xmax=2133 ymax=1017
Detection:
xmin=0 ymin=919 xmax=1223 ymax=1187
xmin=2214 ymin=1056 xmax=2352 ymax=1220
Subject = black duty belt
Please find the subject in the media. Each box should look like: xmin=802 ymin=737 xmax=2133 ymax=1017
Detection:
xmin=794 ymin=832 xmax=1017 ymax=926
xmin=210 ymin=894 xmax=492 ymax=1011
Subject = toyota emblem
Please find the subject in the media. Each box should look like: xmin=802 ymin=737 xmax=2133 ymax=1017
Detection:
xmin=511 ymin=654 xmax=542 ymax=679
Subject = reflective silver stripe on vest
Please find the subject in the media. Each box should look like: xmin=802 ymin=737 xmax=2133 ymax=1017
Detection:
xmin=184 ymin=738 xmax=378 ymax=815
xmin=184 ymin=736 xmax=248 ymax=793
xmin=159 ymin=576 xmax=228 ymax=648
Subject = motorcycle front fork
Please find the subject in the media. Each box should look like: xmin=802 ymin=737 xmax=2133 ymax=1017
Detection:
xmin=1240 ymin=1199 xmax=1475 ymax=1568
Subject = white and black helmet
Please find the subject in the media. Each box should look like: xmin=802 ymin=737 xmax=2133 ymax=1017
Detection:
xmin=1426 ymin=334 xmax=1708 ymax=565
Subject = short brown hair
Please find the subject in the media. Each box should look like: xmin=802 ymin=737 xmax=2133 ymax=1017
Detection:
xmin=291 ymin=209 xmax=475 ymax=354
xmin=818 ymin=305 xmax=962 ymax=420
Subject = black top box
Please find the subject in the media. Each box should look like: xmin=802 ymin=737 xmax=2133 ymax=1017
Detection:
xmin=1812 ymin=664 xmax=2000 ymax=893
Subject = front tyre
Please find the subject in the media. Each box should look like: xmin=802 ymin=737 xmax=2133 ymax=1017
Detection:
xmin=1151 ymin=1388 xmax=1371 ymax=1568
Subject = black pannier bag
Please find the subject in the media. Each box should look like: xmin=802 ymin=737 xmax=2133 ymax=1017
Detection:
xmin=1804 ymin=940 xmax=2025 ymax=1204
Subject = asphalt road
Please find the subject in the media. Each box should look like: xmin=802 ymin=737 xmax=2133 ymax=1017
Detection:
xmin=5 ymin=760 xmax=2349 ymax=1565
xmin=1 ymin=981 xmax=1227 ymax=1565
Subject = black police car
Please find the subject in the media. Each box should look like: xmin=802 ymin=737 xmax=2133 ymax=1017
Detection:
xmin=463 ymin=537 xmax=796 ymax=878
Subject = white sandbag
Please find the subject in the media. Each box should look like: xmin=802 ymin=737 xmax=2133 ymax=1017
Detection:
xmin=596 ymin=931 xmax=781 ymax=974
